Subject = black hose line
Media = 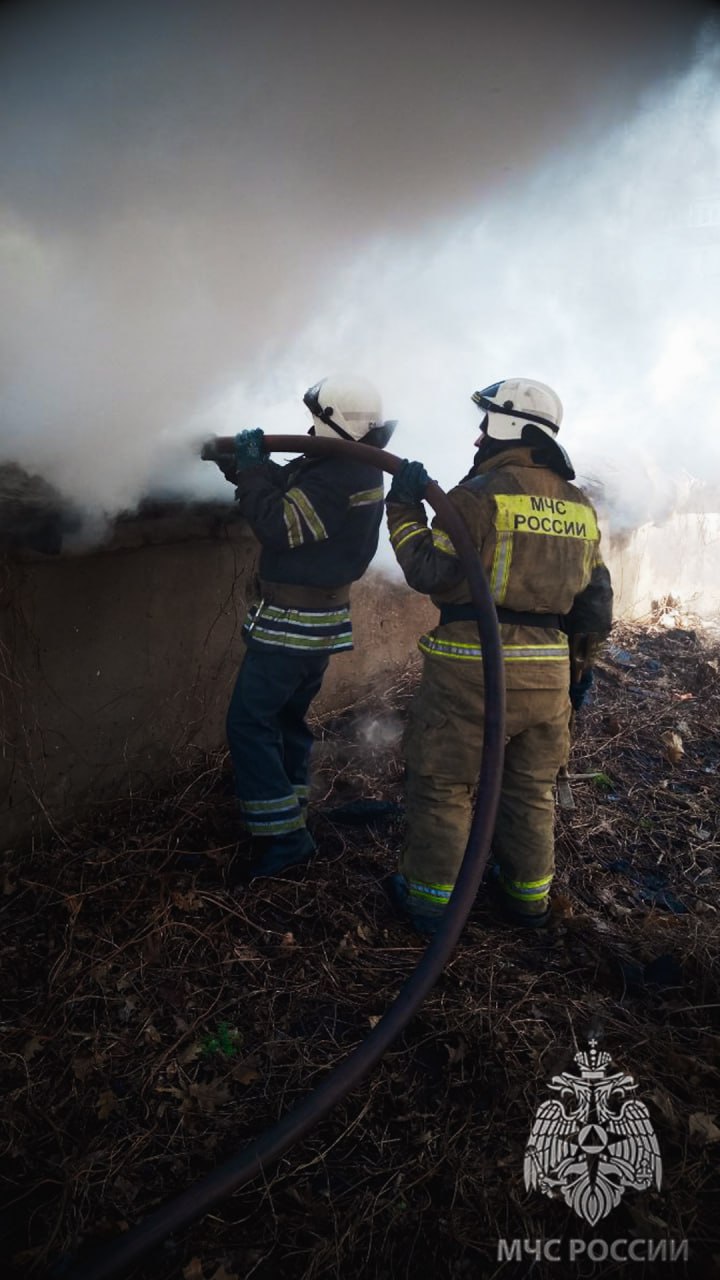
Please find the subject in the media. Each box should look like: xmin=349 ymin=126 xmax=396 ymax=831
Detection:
xmin=60 ymin=436 xmax=506 ymax=1280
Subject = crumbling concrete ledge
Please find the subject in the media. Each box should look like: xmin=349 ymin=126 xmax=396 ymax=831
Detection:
xmin=0 ymin=504 xmax=434 ymax=851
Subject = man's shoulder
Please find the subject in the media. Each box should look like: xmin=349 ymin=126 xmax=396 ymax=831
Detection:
xmin=289 ymin=455 xmax=383 ymax=508
xmin=294 ymin=452 xmax=370 ymax=474
xmin=454 ymin=464 xmax=517 ymax=497
xmin=453 ymin=461 xmax=591 ymax=505
xmin=563 ymin=478 xmax=596 ymax=505
xmin=312 ymin=453 xmax=383 ymax=483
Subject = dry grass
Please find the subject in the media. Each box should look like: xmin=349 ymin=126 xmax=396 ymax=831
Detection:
xmin=1 ymin=624 xmax=719 ymax=1280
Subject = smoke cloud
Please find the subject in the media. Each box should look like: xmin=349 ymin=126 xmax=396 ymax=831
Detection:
xmin=207 ymin=28 xmax=720 ymax=538
xmin=0 ymin=0 xmax=717 ymax=531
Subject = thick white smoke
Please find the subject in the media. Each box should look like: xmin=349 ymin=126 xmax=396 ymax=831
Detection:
xmin=0 ymin=0 xmax=713 ymax=526
xmin=206 ymin=30 xmax=720 ymax=540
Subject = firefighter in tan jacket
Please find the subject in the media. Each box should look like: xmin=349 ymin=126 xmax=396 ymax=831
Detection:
xmin=386 ymin=378 xmax=613 ymax=934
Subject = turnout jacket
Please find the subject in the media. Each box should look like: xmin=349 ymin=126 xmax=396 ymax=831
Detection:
xmin=386 ymin=446 xmax=612 ymax=689
xmin=234 ymin=452 xmax=384 ymax=653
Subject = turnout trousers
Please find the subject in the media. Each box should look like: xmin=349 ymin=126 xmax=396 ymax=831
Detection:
xmin=226 ymin=647 xmax=329 ymax=838
xmin=401 ymin=655 xmax=570 ymax=918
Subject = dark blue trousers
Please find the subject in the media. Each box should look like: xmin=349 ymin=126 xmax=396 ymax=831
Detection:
xmin=226 ymin=647 xmax=330 ymax=837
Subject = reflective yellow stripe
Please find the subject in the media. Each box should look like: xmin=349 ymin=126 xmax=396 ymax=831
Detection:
xmin=489 ymin=492 xmax=598 ymax=603
xmin=581 ymin=540 xmax=594 ymax=586
xmin=394 ymin=525 xmax=427 ymax=552
xmin=242 ymin=794 xmax=298 ymax=812
xmin=262 ymin=604 xmax=350 ymax=625
xmin=418 ymin=635 xmax=568 ymax=663
xmin=500 ymin=873 xmax=553 ymax=902
xmin=349 ymin=487 xmax=384 ymax=506
xmin=504 ymin=645 xmax=568 ymax=661
xmin=243 ymin=814 xmax=306 ymax=835
xmin=283 ymin=497 xmax=304 ymax=548
xmin=252 ymin=627 xmax=352 ymax=650
xmin=408 ymin=880 xmax=454 ymax=904
xmin=390 ymin=520 xmax=422 ymax=544
xmin=494 ymin=494 xmax=599 ymax=540
xmin=286 ymin=486 xmax=328 ymax=541
xmin=503 ymin=885 xmax=550 ymax=902
xmin=431 ymin=529 xmax=458 ymax=557
xmin=490 ymin=529 xmax=513 ymax=602
xmin=418 ymin=636 xmax=482 ymax=659
xmin=418 ymin=644 xmax=482 ymax=662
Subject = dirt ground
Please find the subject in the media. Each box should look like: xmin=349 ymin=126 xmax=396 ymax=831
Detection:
xmin=2 ymin=618 xmax=719 ymax=1280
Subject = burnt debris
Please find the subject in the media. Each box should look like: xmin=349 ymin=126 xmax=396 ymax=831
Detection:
xmin=0 ymin=463 xmax=82 ymax=555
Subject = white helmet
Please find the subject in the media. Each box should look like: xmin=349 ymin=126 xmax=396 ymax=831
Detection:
xmin=303 ymin=374 xmax=383 ymax=442
xmin=471 ymin=378 xmax=563 ymax=443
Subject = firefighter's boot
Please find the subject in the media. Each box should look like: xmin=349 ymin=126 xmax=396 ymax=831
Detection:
xmin=486 ymin=868 xmax=551 ymax=927
xmin=247 ymin=827 xmax=317 ymax=879
xmin=384 ymin=873 xmax=446 ymax=937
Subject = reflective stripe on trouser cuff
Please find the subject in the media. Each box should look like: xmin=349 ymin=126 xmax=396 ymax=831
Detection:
xmin=499 ymin=874 xmax=553 ymax=902
xmin=408 ymin=879 xmax=454 ymax=908
xmin=293 ymin=785 xmax=310 ymax=807
xmin=240 ymin=794 xmax=305 ymax=835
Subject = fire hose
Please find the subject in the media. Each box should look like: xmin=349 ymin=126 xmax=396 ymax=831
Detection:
xmin=58 ymin=435 xmax=506 ymax=1280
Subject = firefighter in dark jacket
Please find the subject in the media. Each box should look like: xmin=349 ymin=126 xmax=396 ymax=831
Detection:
xmin=385 ymin=378 xmax=613 ymax=934
xmin=213 ymin=375 xmax=394 ymax=879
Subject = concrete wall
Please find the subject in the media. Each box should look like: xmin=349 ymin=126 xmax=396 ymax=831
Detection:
xmin=7 ymin=494 xmax=714 ymax=850
xmin=606 ymin=512 xmax=720 ymax=622
xmin=0 ymin=505 xmax=434 ymax=851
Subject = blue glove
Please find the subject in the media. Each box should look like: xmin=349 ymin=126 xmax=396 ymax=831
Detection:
xmin=386 ymin=459 xmax=431 ymax=505
xmin=234 ymin=428 xmax=267 ymax=471
xmin=570 ymin=667 xmax=594 ymax=711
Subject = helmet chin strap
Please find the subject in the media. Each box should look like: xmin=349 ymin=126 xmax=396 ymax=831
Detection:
xmin=309 ymin=421 xmax=395 ymax=447
xmin=303 ymin=393 xmax=355 ymax=441
xmin=314 ymin=418 xmax=355 ymax=441
xmin=473 ymin=393 xmax=559 ymax=435
xmin=302 ymin=377 xmax=388 ymax=444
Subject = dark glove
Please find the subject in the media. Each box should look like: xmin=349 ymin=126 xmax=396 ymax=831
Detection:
xmin=386 ymin=459 xmax=430 ymax=505
xmin=570 ymin=667 xmax=594 ymax=711
xmin=234 ymin=428 xmax=267 ymax=472
xmin=201 ymin=435 xmax=238 ymax=484
xmin=215 ymin=456 xmax=238 ymax=484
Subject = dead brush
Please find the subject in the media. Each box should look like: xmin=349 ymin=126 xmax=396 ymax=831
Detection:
xmin=1 ymin=630 xmax=719 ymax=1279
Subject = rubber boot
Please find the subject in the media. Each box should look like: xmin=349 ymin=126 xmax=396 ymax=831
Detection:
xmin=384 ymin=873 xmax=445 ymax=937
xmin=247 ymin=826 xmax=317 ymax=879
xmin=486 ymin=873 xmax=551 ymax=928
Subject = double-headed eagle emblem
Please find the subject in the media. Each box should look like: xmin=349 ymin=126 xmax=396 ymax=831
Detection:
xmin=524 ymin=1038 xmax=662 ymax=1225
